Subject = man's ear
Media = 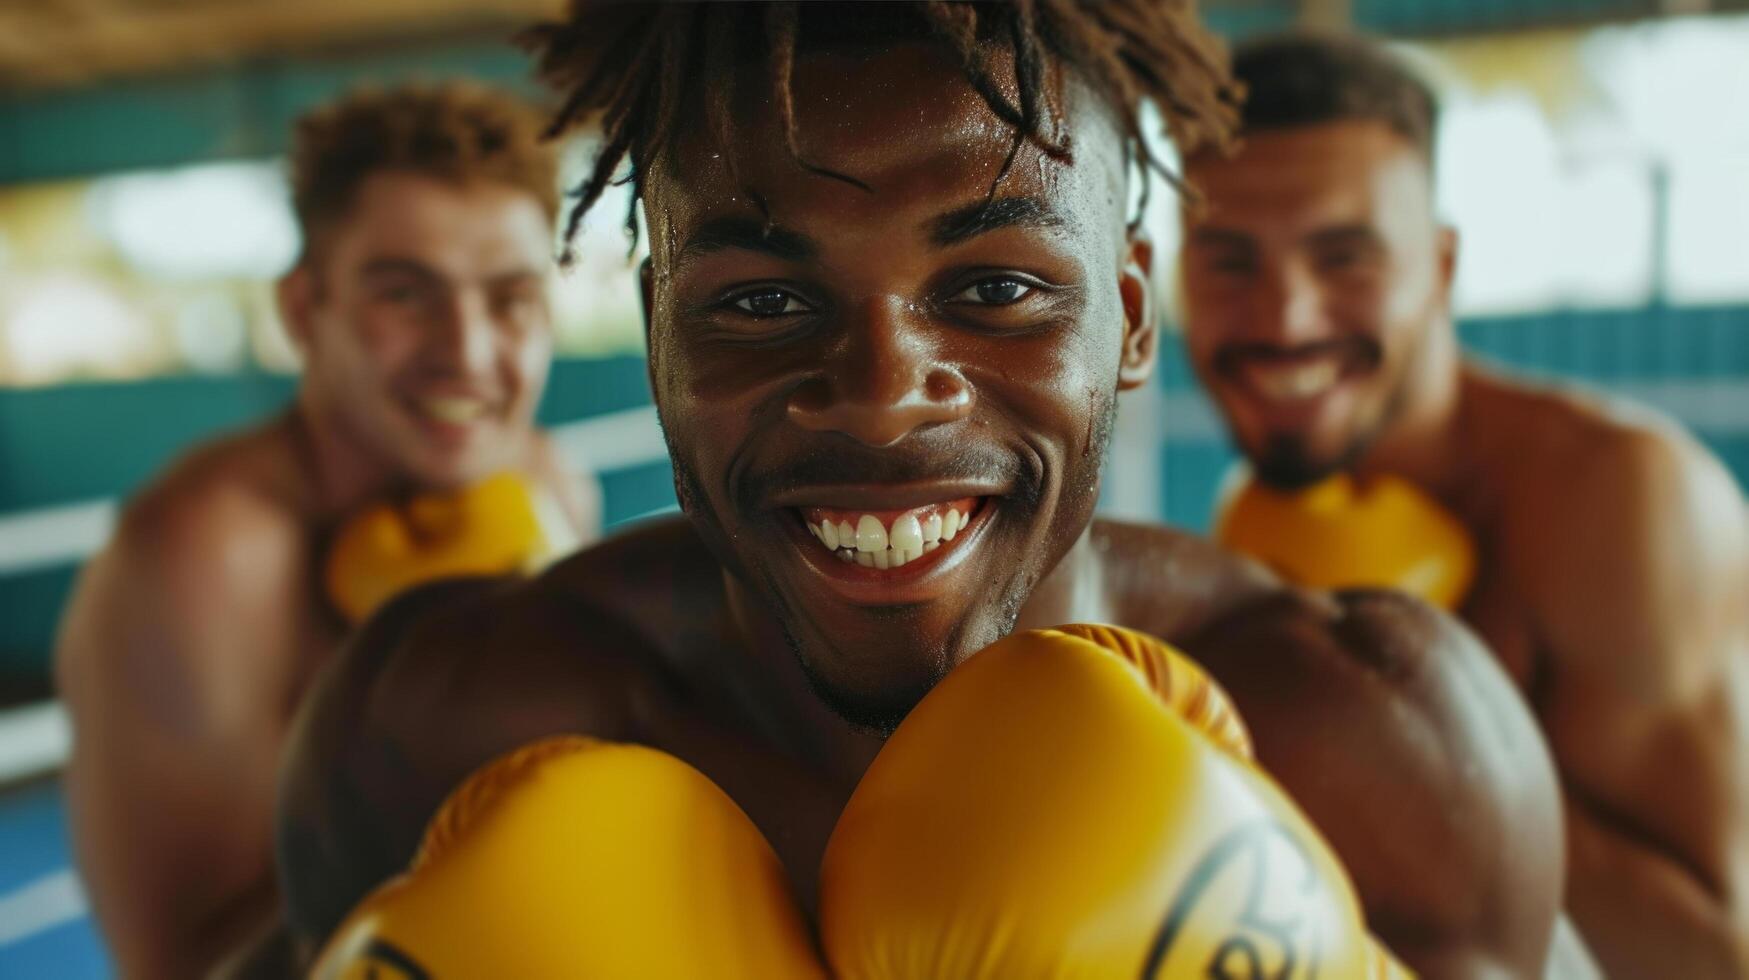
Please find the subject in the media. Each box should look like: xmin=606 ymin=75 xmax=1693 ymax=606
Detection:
xmin=276 ymin=264 xmax=319 ymax=356
xmin=1436 ymin=224 xmax=1459 ymax=304
xmin=1117 ymin=234 xmax=1158 ymax=391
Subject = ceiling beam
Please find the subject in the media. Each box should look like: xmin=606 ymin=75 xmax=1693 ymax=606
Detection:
xmin=0 ymin=0 xmax=561 ymax=89
xmin=1297 ymin=0 xmax=1354 ymax=31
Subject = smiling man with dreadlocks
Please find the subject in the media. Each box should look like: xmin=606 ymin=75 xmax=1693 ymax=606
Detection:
xmin=277 ymin=3 xmax=1568 ymax=977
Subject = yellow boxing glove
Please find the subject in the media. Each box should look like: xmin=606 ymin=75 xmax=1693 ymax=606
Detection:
xmin=820 ymin=625 xmax=1413 ymax=979
xmin=1214 ymin=468 xmax=1476 ymax=610
xmin=311 ymin=736 xmax=825 ymax=980
xmin=324 ymin=471 xmax=573 ymax=624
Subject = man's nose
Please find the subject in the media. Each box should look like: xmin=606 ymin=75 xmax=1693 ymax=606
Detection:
xmin=430 ymin=291 xmax=496 ymax=376
xmin=785 ymin=297 xmax=972 ymax=447
xmin=1251 ymin=261 xmax=1330 ymax=345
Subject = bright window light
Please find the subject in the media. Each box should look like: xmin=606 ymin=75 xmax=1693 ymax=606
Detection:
xmin=1666 ymin=154 xmax=1749 ymax=304
xmin=549 ymin=174 xmax=646 ymax=355
xmin=1554 ymin=160 xmax=1656 ymax=308
xmin=3 ymin=274 xmax=161 ymax=384
xmin=1583 ymin=15 xmax=1749 ymax=162
xmin=172 ymin=292 xmax=250 ymax=374
xmin=1439 ymin=93 xmax=1565 ymax=316
xmin=87 ymin=161 xmax=300 ymax=281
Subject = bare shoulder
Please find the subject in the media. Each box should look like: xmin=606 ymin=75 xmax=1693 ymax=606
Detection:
xmin=1546 ymin=401 xmax=1746 ymax=574
xmin=1484 ymin=374 xmax=1742 ymax=548
xmin=57 ymin=422 xmax=310 ymax=693
xmin=1182 ymin=586 xmax=1563 ymax=974
xmin=1490 ymin=379 xmax=1748 ymax=691
xmin=113 ymin=419 xmax=310 ymax=576
xmin=1091 ymin=517 xmax=1281 ymax=638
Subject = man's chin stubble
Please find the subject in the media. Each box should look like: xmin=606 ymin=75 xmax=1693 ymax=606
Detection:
xmin=777 ymin=580 xmax=1030 ymax=738
xmin=1251 ymin=434 xmax=1367 ymax=491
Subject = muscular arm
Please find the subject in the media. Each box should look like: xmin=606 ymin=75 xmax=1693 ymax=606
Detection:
xmin=1525 ymin=431 xmax=1749 ymax=978
xmin=1186 ymin=588 xmax=1565 ymax=979
xmin=275 ymin=578 xmax=646 ymax=951
xmin=55 ymin=492 xmax=311 ymax=979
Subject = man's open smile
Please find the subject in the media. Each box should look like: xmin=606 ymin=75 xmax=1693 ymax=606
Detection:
xmin=768 ymin=482 xmax=1003 ymax=606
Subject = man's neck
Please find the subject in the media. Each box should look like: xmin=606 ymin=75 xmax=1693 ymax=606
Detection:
xmin=720 ymin=574 xmax=887 ymax=786
xmin=715 ymin=522 xmax=1108 ymax=787
xmin=1014 ymin=522 xmax=1110 ymax=632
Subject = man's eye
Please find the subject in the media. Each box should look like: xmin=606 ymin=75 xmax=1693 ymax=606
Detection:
xmin=731 ymin=289 xmax=807 ymax=317
xmin=1316 ymin=248 xmax=1369 ymax=274
xmin=954 ymin=277 xmax=1034 ymax=305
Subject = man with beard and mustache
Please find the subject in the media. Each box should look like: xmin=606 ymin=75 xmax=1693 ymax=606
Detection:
xmin=1178 ymin=33 xmax=1749 ymax=978
xmin=276 ymin=5 xmax=1573 ymax=977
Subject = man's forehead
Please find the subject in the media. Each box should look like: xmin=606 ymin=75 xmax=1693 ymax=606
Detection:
xmin=1184 ymin=119 xmax=1430 ymax=225
xmin=322 ymin=174 xmax=552 ymax=276
xmin=644 ymin=40 xmax=1127 ymax=246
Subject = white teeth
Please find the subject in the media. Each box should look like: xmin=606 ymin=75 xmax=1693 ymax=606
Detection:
xmin=420 ymin=396 xmax=486 ymax=423
xmin=855 ymin=514 xmax=887 ymax=553
xmin=807 ymin=505 xmax=973 ymax=567
xmin=889 ymin=514 xmax=924 ymax=553
xmin=1252 ymin=361 xmax=1340 ymax=401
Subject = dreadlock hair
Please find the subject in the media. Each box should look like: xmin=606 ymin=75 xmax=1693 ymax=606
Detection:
xmin=520 ymin=1 xmax=1242 ymax=261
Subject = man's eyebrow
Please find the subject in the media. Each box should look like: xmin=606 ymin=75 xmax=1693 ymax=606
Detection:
xmin=1304 ymin=224 xmax=1384 ymax=250
xmin=678 ymin=217 xmax=817 ymax=263
xmin=1187 ymin=227 xmax=1255 ymax=250
xmin=485 ymin=265 xmax=547 ymax=286
xmin=929 ymin=196 xmax=1065 ymax=247
xmin=359 ymin=257 xmax=443 ymax=279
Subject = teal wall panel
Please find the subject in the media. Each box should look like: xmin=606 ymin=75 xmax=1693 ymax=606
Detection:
xmin=1204 ymin=3 xmax=1298 ymax=39
xmin=0 ymin=38 xmax=540 ymax=185
xmin=0 ymin=375 xmax=296 ymax=510
xmin=599 ymin=459 xmax=677 ymax=529
xmin=0 ymin=567 xmax=76 ymax=688
xmin=0 ymin=355 xmax=654 ymax=513
xmin=1161 ymin=441 xmax=1240 ymax=533
xmin=537 ymin=355 xmax=653 ymax=422
xmin=1353 ymin=0 xmax=1648 ymax=35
